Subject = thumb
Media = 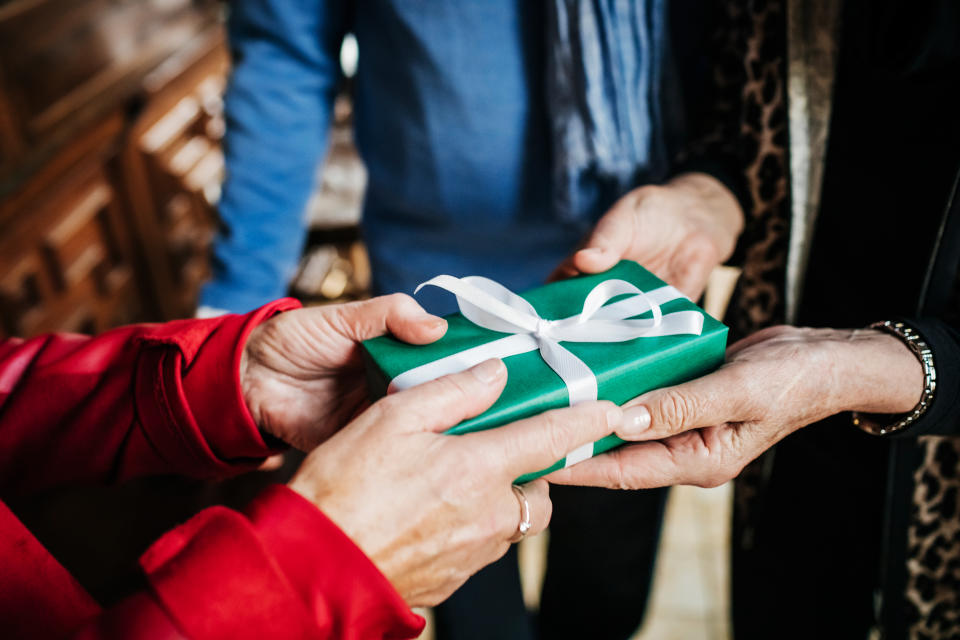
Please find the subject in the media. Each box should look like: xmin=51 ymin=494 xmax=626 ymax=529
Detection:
xmin=373 ymin=359 xmax=508 ymax=433
xmin=614 ymin=367 xmax=746 ymax=441
xmin=549 ymin=201 xmax=637 ymax=282
xmin=329 ymin=293 xmax=447 ymax=344
xmin=572 ymin=200 xmax=638 ymax=274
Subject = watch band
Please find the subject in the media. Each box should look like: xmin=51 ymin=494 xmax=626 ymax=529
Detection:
xmin=852 ymin=320 xmax=937 ymax=436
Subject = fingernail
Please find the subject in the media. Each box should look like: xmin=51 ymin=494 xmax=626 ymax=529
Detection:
xmin=579 ymin=248 xmax=606 ymax=260
xmin=429 ymin=317 xmax=447 ymax=332
xmin=606 ymin=405 xmax=624 ymax=428
xmin=471 ymin=359 xmax=505 ymax=383
xmin=618 ymin=406 xmax=651 ymax=439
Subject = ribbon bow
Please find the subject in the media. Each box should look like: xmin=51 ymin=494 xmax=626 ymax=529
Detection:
xmin=388 ymin=275 xmax=705 ymax=467
xmin=391 ymin=274 xmax=704 ymax=401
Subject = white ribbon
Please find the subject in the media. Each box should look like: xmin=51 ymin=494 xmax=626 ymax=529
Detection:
xmin=389 ymin=275 xmax=705 ymax=467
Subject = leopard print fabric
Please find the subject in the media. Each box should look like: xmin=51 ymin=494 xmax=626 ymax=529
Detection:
xmin=906 ymin=224 xmax=960 ymax=638
xmin=706 ymin=3 xmax=960 ymax=637
xmin=906 ymin=438 xmax=960 ymax=639
xmin=714 ymin=0 xmax=791 ymax=342
xmin=674 ymin=0 xmax=790 ymax=344
xmin=689 ymin=0 xmax=790 ymax=541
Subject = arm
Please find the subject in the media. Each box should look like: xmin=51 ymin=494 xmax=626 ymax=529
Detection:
xmin=73 ymin=362 xmax=623 ymax=639
xmin=0 ymin=292 xmax=455 ymax=497
xmin=71 ymin=486 xmax=424 ymax=640
xmin=666 ymin=0 xmax=754 ymax=222
xmin=200 ymin=0 xmax=348 ymax=313
xmin=1 ymin=295 xmax=451 ymax=638
xmin=0 ymin=301 xmax=300 ymax=496
xmin=1 ymin=292 xmax=627 ymax=637
xmin=551 ymin=172 xmax=744 ymax=299
xmin=550 ymin=323 xmax=932 ymax=489
xmin=550 ymin=25 xmax=748 ymax=298
xmin=552 ymin=0 xmax=774 ymax=301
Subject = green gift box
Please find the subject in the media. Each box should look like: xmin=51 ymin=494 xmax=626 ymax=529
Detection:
xmin=363 ymin=261 xmax=728 ymax=483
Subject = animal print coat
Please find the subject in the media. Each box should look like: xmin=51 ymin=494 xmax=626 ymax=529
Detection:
xmin=689 ymin=1 xmax=960 ymax=637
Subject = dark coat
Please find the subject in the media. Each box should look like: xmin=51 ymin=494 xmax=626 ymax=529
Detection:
xmin=703 ymin=1 xmax=960 ymax=637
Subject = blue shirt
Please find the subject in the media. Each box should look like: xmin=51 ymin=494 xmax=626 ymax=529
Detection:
xmin=202 ymin=1 xmax=618 ymax=315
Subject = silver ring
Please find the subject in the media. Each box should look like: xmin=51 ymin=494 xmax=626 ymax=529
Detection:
xmin=509 ymin=484 xmax=532 ymax=543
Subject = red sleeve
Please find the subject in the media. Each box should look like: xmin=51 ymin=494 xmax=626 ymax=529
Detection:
xmin=73 ymin=486 xmax=425 ymax=640
xmin=0 ymin=299 xmax=300 ymax=496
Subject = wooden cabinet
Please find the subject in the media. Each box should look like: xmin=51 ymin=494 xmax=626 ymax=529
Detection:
xmin=0 ymin=117 xmax=139 ymax=336
xmin=0 ymin=0 xmax=219 ymax=154
xmin=0 ymin=114 xmax=140 ymax=337
xmin=0 ymin=2 xmax=259 ymax=604
xmin=0 ymin=0 xmax=226 ymax=338
xmin=122 ymin=43 xmax=228 ymax=319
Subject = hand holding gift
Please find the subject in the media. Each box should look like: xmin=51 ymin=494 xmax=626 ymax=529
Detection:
xmin=0 ymin=292 xmax=624 ymax=636
xmin=551 ymin=172 xmax=744 ymax=299
xmin=289 ymin=359 xmax=620 ymax=606
xmin=241 ymin=294 xmax=447 ymax=451
xmin=240 ymin=294 xmax=621 ymax=606
xmin=549 ymin=325 xmax=925 ymax=490
xmin=364 ymin=261 xmax=729 ymax=481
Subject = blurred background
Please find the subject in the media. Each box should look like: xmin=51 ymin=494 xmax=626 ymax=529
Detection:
xmin=0 ymin=1 xmax=735 ymax=637
xmin=0 ymin=0 xmax=370 ymax=339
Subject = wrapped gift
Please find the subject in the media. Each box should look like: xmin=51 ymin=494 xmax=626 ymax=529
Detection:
xmin=363 ymin=261 xmax=728 ymax=482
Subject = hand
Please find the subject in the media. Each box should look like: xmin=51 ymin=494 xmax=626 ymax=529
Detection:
xmin=241 ymin=294 xmax=447 ymax=451
xmin=551 ymin=172 xmax=744 ymax=299
xmin=289 ymin=359 xmax=621 ymax=606
xmin=549 ymin=325 xmax=924 ymax=490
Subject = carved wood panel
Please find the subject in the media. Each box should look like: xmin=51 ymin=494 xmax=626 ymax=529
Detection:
xmin=0 ymin=77 xmax=23 ymax=173
xmin=0 ymin=4 xmax=227 ymax=336
xmin=0 ymin=152 xmax=139 ymax=338
xmin=0 ymin=4 xmax=249 ymax=610
xmin=0 ymin=0 xmax=219 ymax=142
xmin=120 ymin=38 xmax=227 ymax=319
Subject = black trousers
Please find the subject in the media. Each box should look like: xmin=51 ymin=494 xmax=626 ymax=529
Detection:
xmin=731 ymin=420 xmax=888 ymax=640
xmin=433 ymin=485 xmax=668 ymax=640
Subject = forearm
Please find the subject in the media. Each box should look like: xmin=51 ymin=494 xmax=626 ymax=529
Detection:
xmin=74 ymin=487 xmax=423 ymax=639
xmin=805 ymin=318 xmax=960 ymax=437
xmin=0 ymin=300 xmax=298 ymax=496
xmin=551 ymin=319 xmax=954 ymax=489
xmin=815 ymin=322 xmax=957 ymax=436
xmin=872 ymin=318 xmax=960 ymax=437
xmin=833 ymin=328 xmax=925 ymax=415
xmin=202 ymin=0 xmax=347 ymax=312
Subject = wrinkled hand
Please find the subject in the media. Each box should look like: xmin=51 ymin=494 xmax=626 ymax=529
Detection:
xmin=551 ymin=172 xmax=743 ymax=299
xmin=241 ymin=294 xmax=447 ymax=451
xmin=289 ymin=359 xmax=620 ymax=606
xmin=550 ymin=325 xmax=924 ymax=490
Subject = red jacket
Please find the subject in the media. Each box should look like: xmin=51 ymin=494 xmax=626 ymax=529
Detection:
xmin=0 ymin=300 xmax=424 ymax=639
